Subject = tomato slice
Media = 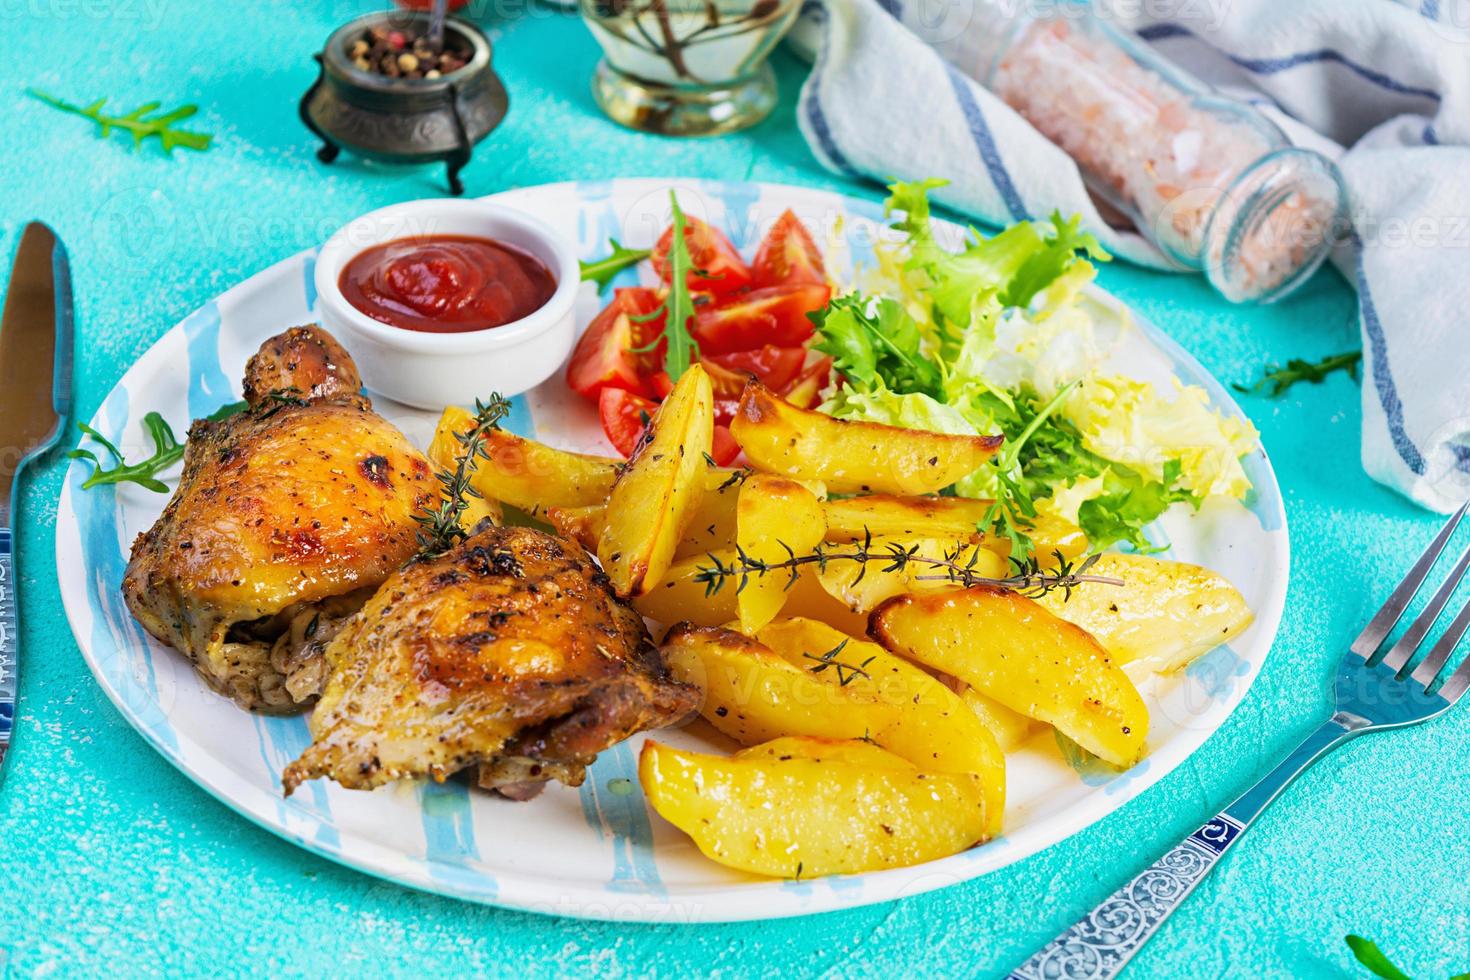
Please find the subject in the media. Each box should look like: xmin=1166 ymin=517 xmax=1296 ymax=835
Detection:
xmin=710 ymin=424 xmax=741 ymax=467
xmin=751 ymin=209 xmax=827 ymax=289
xmin=690 ymin=284 xmax=831 ymax=355
xmin=566 ymin=288 xmax=664 ymax=400
xmin=598 ymin=387 xmax=657 ymax=458
xmin=705 ymin=345 xmax=806 ymax=393
xmin=781 ymin=355 xmax=833 ymax=410
xmin=652 ymin=215 xmax=751 ymax=297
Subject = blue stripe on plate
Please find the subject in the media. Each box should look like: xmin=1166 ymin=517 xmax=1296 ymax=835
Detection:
xmin=581 ymin=742 xmax=665 ymax=895
xmin=303 ymin=250 xmax=319 ymax=313
xmin=944 ymin=65 xmax=1029 ymax=222
xmin=421 ymin=779 xmax=492 ymax=896
xmin=1137 ymin=23 xmax=1442 ymax=102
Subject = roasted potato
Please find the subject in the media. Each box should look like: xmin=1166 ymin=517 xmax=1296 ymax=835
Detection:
xmin=757 ymin=617 xmax=1005 ymax=835
xmin=431 ymin=405 xmax=618 ymax=514
xmin=730 ymin=382 xmax=1002 ymax=495
xmin=1037 ymin=553 xmax=1253 ymax=672
xmin=816 ymin=537 xmax=1009 ymax=614
xmin=633 ymin=549 xmax=870 ymax=636
xmin=660 ymin=624 xmax=896 ymax=745
xmin=820 ymin=494 xmax=1088 ymax=564
xmin=639 ymin=737 xmax=987 ymax=877
xmin=960 ymin=687 xmax=1040 ymax=752
xmin=735 ymin=474 xmax=828 ymax=632
xmin=426 ymin=412 xmax=502 ymax=528
xmin=545 ymin=504 xmax=605 ymax=550
xmin=871 ymin=587 xmax=1149 ymax=768
xmin=597 ymin=366 xmax=714 ymax=597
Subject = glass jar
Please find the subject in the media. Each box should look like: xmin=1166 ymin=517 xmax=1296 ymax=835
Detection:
xmin=976 ymin=7 xmax=1347 ymax=304
xmin=580 ymin=0 xmax=800 ymax=137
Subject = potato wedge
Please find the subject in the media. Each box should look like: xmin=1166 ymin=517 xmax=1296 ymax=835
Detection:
xmin=871 ymin=587 xmax=1149 ymax=768
xmin=633 ymin=549 xmax=870 ymax=636
xmin=819 ymin=495 xmax=1088 ymax=565
xmin=736 ymin=735 xmax=913 ymax=769
xmin=960 ymin=687 xmax=1040 ymax=752
xmin=1037 ymin=553 xmax=1254 ymax=672
xmin=431 ymin=405 xmax=619 ymax=514
xmin=639 ymin=738 xmax=987 ymax=878
xmin=816 ymin=537 xmax=1009 ymax=614
xmin=730 ymin=382 xmax=1002 ymax=495
xmin=757 ymin=617 xmax=1005 ymax=835
xmin=597 ymin=366 xmax=714 ymax=597
xmin=735 ymin=474 xmax=827 ymax=632
xmin=661 ymin=624 xmax=896 ymax=745
xmin=545 ymin=504 xmax=605 ymax=551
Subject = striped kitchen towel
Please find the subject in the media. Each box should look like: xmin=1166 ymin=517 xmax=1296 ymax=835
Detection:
xmin=789 ymin=0 xmax=1470 ymax=512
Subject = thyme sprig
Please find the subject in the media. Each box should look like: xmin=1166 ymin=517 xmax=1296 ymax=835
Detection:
xmin=802 ymin=639 xmax=875 ymax=686
xmin=694 ymin=530 xmax=1123 ymax=601
xmin=412 ymin=394 xmax=512 ymax=560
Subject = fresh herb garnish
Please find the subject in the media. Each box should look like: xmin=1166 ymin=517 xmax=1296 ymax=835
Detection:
xmin=1345 ymin=935 xmax=1413 ymax=980
xmin=802 ymin=639 xmax=875 ymax=686
xmin=694 ymin=531 xmax=1121 ymax=601
xmin=1234 ymin=349 xmax=1361 ymax=398
xmin=579 ymin=239 xmax=653 ymax=295
xmin=629 ymin=193 xmax=703 ymax=382
xmin=412 ymin=394 xmax=511 ymax=560
xmin=812 ymin=294 xmax=942 ymax=399
xmin=70 ymin=401 xmax=248 ymax=493
xmin=28 ymin=88 xmax=213 ymax=155
xmin=69 ymin=413 xmax=184 ymax=493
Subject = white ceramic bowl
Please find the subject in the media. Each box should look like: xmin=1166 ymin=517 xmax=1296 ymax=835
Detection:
xmin=314 ymin=199 xmax=579 ymax=408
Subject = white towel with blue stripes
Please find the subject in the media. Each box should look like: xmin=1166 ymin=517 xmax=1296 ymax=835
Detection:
xmin=789 ymin=0 xmax=1470 ymax=513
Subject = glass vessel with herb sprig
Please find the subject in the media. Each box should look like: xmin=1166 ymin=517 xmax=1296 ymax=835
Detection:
xmin=580 ymin=0 xmax=799 ymax=136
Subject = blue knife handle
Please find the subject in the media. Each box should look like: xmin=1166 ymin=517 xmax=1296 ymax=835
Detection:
xmin=0 ymin=524 xmax=14 ymax=776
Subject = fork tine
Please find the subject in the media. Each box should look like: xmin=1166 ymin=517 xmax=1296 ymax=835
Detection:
xmin=1352 ymin=500 xmax=1470 ymax=659
xmin=1381 ymin=539 xmax=1470 ymax=672
xmin=1439 ymin=659 xmax=1470 ymax=704
xmin=1411 ymin=591 xmax=1470 ymax=689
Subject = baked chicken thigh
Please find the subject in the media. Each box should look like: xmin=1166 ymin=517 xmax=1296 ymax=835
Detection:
xmin=282 ymin=524 xmax=697 ymax=798
xmin=123 ymin=325 xmax=436 ymax=713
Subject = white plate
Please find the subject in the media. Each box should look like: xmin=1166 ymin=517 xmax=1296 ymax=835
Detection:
xmin=55 ymin=179 xmax=1288 ymax=923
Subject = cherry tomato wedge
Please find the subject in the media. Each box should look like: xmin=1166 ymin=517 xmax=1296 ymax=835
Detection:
xmin=704 ymin=345 xmax=806 ymax=393
xmin=652 ymin=216 xmax=751 ymax=297
xmin=751 ymin=209 xmax=827 ymax=289
xmin=710 ymin=424 xmax=741 ymax=466
xmin=781 ymin=355 xmax=833 ymax=410
xmin=598 ymin=387 xmax=657 ymax=458
xmin=689 ymin=284 xmax=831 ymax=355
xmin=566 ymin=288 xmax=664 ymax=399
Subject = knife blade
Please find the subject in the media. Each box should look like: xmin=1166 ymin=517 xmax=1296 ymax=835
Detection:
xmin=0 ymin=222 xmax=74 ymax=782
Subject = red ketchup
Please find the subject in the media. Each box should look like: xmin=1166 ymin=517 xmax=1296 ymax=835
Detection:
xmin=340 ymin=235 xmax=556 ymax=334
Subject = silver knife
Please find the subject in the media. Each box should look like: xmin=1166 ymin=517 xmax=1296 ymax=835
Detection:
xmin=0 ymin=223 xmax=74 ymax=783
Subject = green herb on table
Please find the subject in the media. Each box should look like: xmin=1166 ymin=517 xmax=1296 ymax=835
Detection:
xmin=629 ymin=192 xmax=701 ymax=382
xmin=412 ymin=394 xmax=512 ymax=560
xmin=70 ymin=401 xmax=248 ymax=493
xmin=1234 ymin=349 xmax=1362 ymax=398
xmin=28 ymin=88 xmax=213 ymax=155
xmin=579 ymin=239 xmax=652 ymax=295
xmin=1345 ymin=935 xmax=1413 ymax=980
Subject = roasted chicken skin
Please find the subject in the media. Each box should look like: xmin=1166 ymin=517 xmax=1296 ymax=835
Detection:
xmin=282 ymin=524 xmax=698 ymax=798
xmin=123 ymin=325 xmax=436 ymax=714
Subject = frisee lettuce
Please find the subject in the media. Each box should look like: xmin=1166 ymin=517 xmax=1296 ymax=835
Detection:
xmin=816 ymin=179 xmax=1256 ymax=556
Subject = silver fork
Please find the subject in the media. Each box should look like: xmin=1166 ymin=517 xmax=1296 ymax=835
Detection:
xmin=1009 ymin=502 xmax=1470 ymax=980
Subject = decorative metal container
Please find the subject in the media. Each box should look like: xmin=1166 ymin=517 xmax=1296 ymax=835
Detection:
xmin=299 ymin=12 xmax=508 ymax=195
xmin=580 ymin=0 xmax=799 ymax=137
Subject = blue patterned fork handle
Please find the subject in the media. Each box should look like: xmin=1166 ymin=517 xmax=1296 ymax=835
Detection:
xmin=1009 ymin=716 xmax=1361 ymax=980
xmin=0 ymin=527 xmax=14 ymax=774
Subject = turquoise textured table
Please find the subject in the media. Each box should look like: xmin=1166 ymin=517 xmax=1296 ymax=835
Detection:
xmin=3 ymin=4 xmax=1465 ymax=977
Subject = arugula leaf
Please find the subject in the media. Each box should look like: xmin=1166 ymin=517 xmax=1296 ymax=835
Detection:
xmin=29 ymin=88 xmax=212 ymax=154
xmin=811 ymin=295 xmax=941 ymax=398
xmin=71 ymin=401 xmax=247 ymax=493
xmin=1344 ymin=935 xmax=1412 ymax=980
xmin=579 ymin=239 xmax=652 ymax=295
xmin=1234 ymin=349 xmax=1361 ymax=398
xmin=70 ymin=412 xmax=185 ymax=493
xmin=630 ymin=193 xmax=701 ymax=381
